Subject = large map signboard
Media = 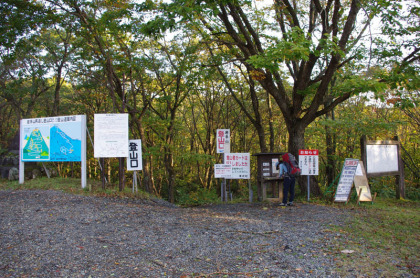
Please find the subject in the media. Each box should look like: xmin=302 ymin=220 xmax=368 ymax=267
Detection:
xmin=94 ymin=114 xmax=129 ymax=158
xmin=20 ymin=115 xmax=85 ymax=162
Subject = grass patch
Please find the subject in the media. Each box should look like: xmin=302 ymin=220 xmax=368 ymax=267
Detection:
xmin=329 ymin=199 xmax=420 ymax=277
xmin=0 ymin=177 xmax=152 ymax=200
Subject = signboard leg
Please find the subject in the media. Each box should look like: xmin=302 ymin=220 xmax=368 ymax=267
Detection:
xmin=133 ymin=171 xmax=136 ymax=193
xmin=307 ymin=175 xmax=310 ymax=201
xmin=248 ymin=179 xmax=253 ymax=203
xmin=221 ymin=179 xmax=227 ymax=202
xmin=19 ymin=120 xmax=24 ymax=184
xmin=19 ymin=161 xmax=24 ymax=184
xmin=81 ymin=116 xmax=87 ymax=189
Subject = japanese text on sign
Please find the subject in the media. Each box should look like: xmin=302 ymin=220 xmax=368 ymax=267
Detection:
xmin=299 ymin=149 xmax=319 ymax=176
xmin=216 ymin=129 xmax=230 ymax=153
xmin=224 ymin=153 xmax=250 ymax=179
xmin=214 ymin=164 xmax=232 ymax=178
xmin=127 ymin=139 xmax=142 ymax=171
xmin=334 ymin=158 xmax=358 ymax=202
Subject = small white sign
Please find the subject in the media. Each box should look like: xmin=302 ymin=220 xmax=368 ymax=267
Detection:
xmin=299 ymin=149 xmax=319 ymax=176
xmin=272 ymin=158 xmax=279 ymax=174
xmin=224 ymin=153 xmax=250 ymax=179
xmin=127 ymin=139 xmax=142 ymax=171
xmin=214 ymin=164 xmax=232 ymax=178
xmin=216 ymin=129 xmax=230 ymax=154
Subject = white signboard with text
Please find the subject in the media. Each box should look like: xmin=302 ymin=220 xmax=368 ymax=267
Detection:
xmin=366 ymin=144 xmax=399 ymax=174
xmin=214 ymin=164 xmax=232 ymax=178
xmin=94 ymin=114 xmax=129 ymax=158
xmin=127 ymin=139 xmax=142 ymax=171
xmin=334 ymin=159 xmax=359 ymax=202
xmin=224 ymin=153 xmax=250 ymax=179
xmin=216 ymin=129 xmax=230 ymax=154
xmin=299 ymin=149 xmax=319 ymax=175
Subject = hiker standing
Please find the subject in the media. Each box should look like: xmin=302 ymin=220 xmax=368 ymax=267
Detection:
xmin=278 ymin=160 xmax=295 ymax=206
xmin=278 ymin=153 xmax=300 ymax=206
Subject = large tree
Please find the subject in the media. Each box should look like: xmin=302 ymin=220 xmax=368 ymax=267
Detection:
xmin=149 ymin=0 xmax=419 ymax=194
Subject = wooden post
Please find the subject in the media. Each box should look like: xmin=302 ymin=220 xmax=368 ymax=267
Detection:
xmin=395 ymin=136 xmax=405 ymax=199
xmin=100 ymin=158 xmax=105 ymax=190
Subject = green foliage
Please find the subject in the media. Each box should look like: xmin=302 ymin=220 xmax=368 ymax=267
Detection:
xmin=176 ymin=181 xmax=219 ymax=206
xmin=247 ymin=27 xmax=311 ymax=71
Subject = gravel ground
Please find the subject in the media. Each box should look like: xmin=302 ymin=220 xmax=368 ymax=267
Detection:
xmin=0 ymin=189 xmax=353 ymax=277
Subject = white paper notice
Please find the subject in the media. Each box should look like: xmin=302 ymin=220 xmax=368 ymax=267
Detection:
xmin=94 ymin=114 xmax=129 ymax=158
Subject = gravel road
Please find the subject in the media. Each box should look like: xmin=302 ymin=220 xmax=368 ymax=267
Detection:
xmin=0 ymin=189 xmax=354 ymax=277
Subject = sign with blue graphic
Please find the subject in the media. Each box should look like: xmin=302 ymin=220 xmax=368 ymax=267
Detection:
xmin=21 ymin=115 xmax=85 ymax=162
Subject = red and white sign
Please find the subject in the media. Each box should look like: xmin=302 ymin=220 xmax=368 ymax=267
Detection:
xmin=214 ymin=164 xmax=232 ymax=178
xmin=299 ymin=149 xmax=319 ymax=176
xmin=224 ymin=153 xmax=250 ymax=179
xmin=216 ymin=129 xmax=230 ymax=154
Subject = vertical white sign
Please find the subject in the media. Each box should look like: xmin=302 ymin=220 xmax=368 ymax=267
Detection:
xmin=224 ymin=153 xmax=250 ymax=179
xmin=216 ymin=129 xmax=230 ymax=153
xmin=94 ymin=114 xmax=129 ymax=158
xmin=127 ymin=139 xmax=142 ymax=171
xmin=334 ymin=159 xmax=359 ymax=202
xmin=272 ymin=158 xmax=279 ymax=175
xmin=299 ymin=149 xmax=319 ymax=175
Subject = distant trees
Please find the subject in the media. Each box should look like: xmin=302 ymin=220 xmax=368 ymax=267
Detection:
xmin=0 ymin=0 xmax=418 ymax=201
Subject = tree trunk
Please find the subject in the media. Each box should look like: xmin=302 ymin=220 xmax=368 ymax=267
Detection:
xmin=267 ymin=92 xmax=275 ymax=152
xmin=288 ymin=123 xmax=322 ymax=196
xmin=325 ymin=110 xmax=336 ymax=187
xmin=165 ymin=150 xmax=175 ymax=203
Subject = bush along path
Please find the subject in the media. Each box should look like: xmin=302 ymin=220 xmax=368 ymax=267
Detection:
xmin=0 ymin=189 xmax=417 ymax=277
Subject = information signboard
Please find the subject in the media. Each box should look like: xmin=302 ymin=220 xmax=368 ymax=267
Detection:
xmin=299 ymin=149 xmax=319 ymax=175
xmin=19 ymin=115 xmax=87 ymax=188
xmin=20 ymin=115 xmax=85 ymax=162
xmin=214 ymin=164 xmax=232 ymax=178
xmin=216 ymin=129 xmax=230 ymax=154
xmin=127 ymin=139 xmax=142 ymax=171
xmin=94 ymin=114 xmax=129 ymax=158
xmin=224 ymin=153 xmax=250 ymax=179
xmin=334 ymin=158 xmax=359 ymax=202
xmin=366 ymin=144 xmax=399 ymax=174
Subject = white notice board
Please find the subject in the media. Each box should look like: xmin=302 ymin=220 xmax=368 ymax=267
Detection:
xmin=94 ymin=114 xmax=129 ymax=158
xmin=366 ymin=144 xmax=399 ymax=174
xmin=224 ymin=153 xmax=250 ymax=179
xmin=334 ymin=159 xmax=359 ymax=202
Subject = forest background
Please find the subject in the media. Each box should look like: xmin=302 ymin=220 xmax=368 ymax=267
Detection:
xmin=0 ymin=0 xmax=419 ymax=205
